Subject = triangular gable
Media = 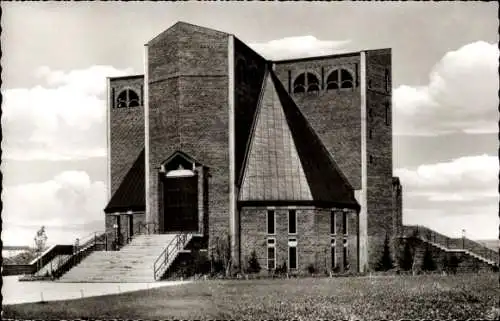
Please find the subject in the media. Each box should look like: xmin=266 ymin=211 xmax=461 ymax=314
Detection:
xmin=271 ymin=71 xmax=358 ymax=209
xmin=104 ymin=149 xmax=145 ymax=213
xmin=239 ymin=72 xmax=313 ymax=201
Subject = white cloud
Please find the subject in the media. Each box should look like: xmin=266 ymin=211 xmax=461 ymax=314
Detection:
xmin=249 ymin=36 xmax=352 ymax=60
xmin=396 ymin=154 xmax=498 ymax=239
xmin=394 ymin=41 xmax=499 ymax=136
xmin=2 ymin=65 xmax=134 ymax=161
xmin=2 ymin=171 xmax=106 ymax=246
xmin=395 ymin=154 xmax=498 ymax=189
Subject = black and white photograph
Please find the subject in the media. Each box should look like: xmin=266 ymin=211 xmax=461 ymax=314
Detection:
xmin=2 ymin=2 xmax=499 ymax=320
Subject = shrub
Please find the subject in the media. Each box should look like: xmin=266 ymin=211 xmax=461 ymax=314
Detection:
xmin=421 ymin=246 xmax=437 ymax=271
xmin=246 ymin=250 xmax=261 ymax=274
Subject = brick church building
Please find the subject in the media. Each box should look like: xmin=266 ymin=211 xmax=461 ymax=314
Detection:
xmin=103 ymin=21 xmax=403 ymax=275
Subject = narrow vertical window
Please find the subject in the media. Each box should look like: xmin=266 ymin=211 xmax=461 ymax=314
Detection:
xmin=342 ymin=211 xmax=348 ymax=235
xmin=385 ymin=102 xmax=390 ymax=126
xmin=331 ymin=238 xmax=336 ymax=269
xmin=385 ymin=68 xmax=390 ymax=93
xmin=267 ymin=238 xmax=276 ymax=270
xmin=288 ymin=210 xmax=297 ymax=234
xmin=288 ymin=238 xmax=297 ymax=270
xmin=343 ymin=239 xmax=349 ymax=270
xmin=330 ymin=210 xmax=336 ymax=235
xmin=267 ymin=210 xmax=275 ymax=235
xmin=369 ymin=155 xmax=373 ymax=164
xmin=369 ymin=129 xmax=373 ymax=139
xmin=111 ymin=88 xmax=116 ymax=108
xmin=288 ymin=70 xmax=292 ymax=93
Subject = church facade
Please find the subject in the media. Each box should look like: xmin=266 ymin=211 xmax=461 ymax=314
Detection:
xmin=103 ymin=22 xmax=403 ymax=274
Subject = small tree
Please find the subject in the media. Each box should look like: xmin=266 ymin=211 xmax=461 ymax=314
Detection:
xmin=376 ymin=234 xmax=394 ymax=271
xmin=399 ymin=239 xmax=414 ymax=271
xmin=421 ymin=246 xmax=436 ymax=272
xmin=246 ymin=250 xmax=261 ymax=274
xmin=34 ymin=226 xmax=48 ymax=255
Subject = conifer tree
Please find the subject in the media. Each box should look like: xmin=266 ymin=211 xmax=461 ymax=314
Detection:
xmin=422 ymin=246 xmax=437 ymax=271
xmin=376 ymin=234 xmax=394 ymax=271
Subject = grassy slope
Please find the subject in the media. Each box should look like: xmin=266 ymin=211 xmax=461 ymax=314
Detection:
xmin=3 ymin=274 xmax=499 ymax=320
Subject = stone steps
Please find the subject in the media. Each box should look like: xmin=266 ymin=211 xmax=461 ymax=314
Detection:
xmin=58 ymin=234 xmax=186 ymax=283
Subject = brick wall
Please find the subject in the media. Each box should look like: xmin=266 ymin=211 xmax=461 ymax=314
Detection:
xmin=365 ymin=49 xmax=394 ymax=269
xmin=147 ymin=23 xmax=230 ymax=252
xmin=240 ymin=206 xmax=358 ymax=274
xmin=109 ymin=76 xmax=145 ymax=197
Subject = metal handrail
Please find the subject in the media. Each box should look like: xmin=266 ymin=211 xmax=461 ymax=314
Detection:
xmin=153 ymin=233 xmax=191 ymax=280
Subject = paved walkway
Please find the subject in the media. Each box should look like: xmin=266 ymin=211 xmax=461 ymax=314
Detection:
xmin=2 ymin=276 xmax=191 ymax=305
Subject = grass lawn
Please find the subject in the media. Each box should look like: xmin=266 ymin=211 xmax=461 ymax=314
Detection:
xmin=3 ymin=273 xmax=499 ymax=320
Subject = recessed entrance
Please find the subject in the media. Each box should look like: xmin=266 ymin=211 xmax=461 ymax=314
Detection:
xmin=161 ymin=171 xmax=199 ymax=233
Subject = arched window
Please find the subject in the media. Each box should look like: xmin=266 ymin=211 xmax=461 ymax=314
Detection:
xmin=293 ymin=72 xmax=320 ymax=94
xmin=340 ymin=69 xmax=354 ymax=89
xmin=293 ymin=73 xmax=306 ymax=94
xmin=326 ymin=70 xmax=339 ymax=90
xmin=326 ymin=68 xmax=354 ymax=90
xmin=307 ymin=72 xmax=320 ymax=93
xmin=115 ymin=89 xmax=140 ymax=108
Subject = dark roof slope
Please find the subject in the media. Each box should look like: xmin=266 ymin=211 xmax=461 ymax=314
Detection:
xmin=270 ymin=71 xmax=359 ymax=210
xmin=104 ymin=149 xmax=145 ymax=213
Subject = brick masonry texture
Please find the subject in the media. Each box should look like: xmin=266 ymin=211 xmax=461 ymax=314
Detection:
xmin=365 ymin=49 xmax=396 ymax=268
xmin=147 ymin=23 xmax=230 ymax=251
xmin=109 ymin=76 xmax=145 ymax=198
xmin=240 ymin=206 xmax=358 ymax=274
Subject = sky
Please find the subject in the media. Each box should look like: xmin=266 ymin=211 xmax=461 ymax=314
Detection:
xmin=1 ymin=2 xmax=498 ymax=246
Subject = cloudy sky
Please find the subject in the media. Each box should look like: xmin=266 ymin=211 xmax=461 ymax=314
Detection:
xmin=2 ymin=2 xmax=498 ymax=246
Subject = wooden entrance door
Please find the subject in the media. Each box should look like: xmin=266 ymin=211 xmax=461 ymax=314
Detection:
xmin=162 ymin=175 xmax=198 ymax=232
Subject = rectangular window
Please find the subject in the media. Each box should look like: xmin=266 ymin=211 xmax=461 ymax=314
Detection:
xmin=111 ymin=88 xmax=115 ymax=108
xmin=342 ymin=211 xmax=348 ymax=235
xmin=343 ymin=239 xmax=349 ymax=270
xmin=288 ymin=210 xmax=297 ymax=234
xmin=330 ymin=210 xmax=336 ymax=235
xmin=267 ymin=210 xmax=275 ymax=235
xmin=288 ymin=238 xmax=297 ymax=270
xmin=331 ymin=239 xmax=336 ymax=269
xmin=289 ymin=246 xmax=297 ymax=270
xmin=369 ymin=129 xmax=373 ymax=139
xmin=288 ymin=70 xmax=292 ymax=93
xmin=385 ymin=102 xmax=390 ymax=126
xmin=267 ymin=238 xmax=276 ymax=270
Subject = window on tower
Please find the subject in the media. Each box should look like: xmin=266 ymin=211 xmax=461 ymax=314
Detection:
xmin=293 ymin=72 xmax=320 ymax=94
xmin=326 ymin=68 xmax=354 ymax=90
xmin=115 ymin=89 xmax=141 ymax=108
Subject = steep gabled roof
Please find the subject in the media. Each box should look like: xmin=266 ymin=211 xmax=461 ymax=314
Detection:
xmin=104 ymin=149 xmax=145 ymax=213
xmin=271 ymin=71 xmax=358 ymax=209
xmin=238 ymin=69 xmax=359 ymax=210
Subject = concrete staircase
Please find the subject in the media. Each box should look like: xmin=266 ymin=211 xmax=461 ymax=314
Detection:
xmin=403 ymin=225 xmax=499 ymax=269
xmin=58 ymin=234 xmax=187 ymax=283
